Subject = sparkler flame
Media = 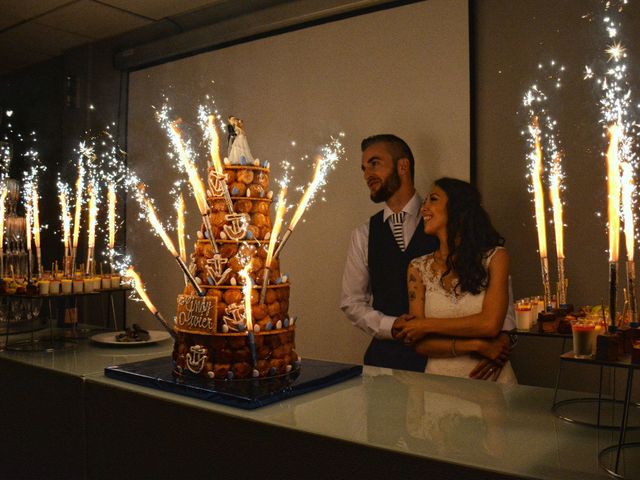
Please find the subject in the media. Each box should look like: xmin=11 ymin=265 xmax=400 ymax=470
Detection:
xmin=549 ymin=154 xmax=564 ymax=259
xmin=239 ymin=264 xmax=253 ymax=331
xmin=72 ymin=164 xmax=84 ymax=249
xmin=529 ymin=117 xmax=548 ymax=259
xmin=606 ymin=123 xmax=622 ymax=263
xmin=290 ymin=155 xmax=323 ymax=230
xmin=266 ymin=187 xmax=287 ymax=268
xmin=32 ymin=187 xmax=40 ymax=249
xmin=125 ymin=267 xmax=158 ymax=315
xmin=58 ymin=187 xmax=71 ymax=254
xmin=25 ymin=208 xmax=32 ymax=252
xmin=108 ymin=182 xmax=116 ymax=249
xmin=206 ymin=115 xmax=224 ymax=174
xmin=137 ymin=183 xmax=179 ymax=257
xmin=170 ymin=122 xmax=209 ymax=216
xmin=177 ymin=193 xmax=186 ymax=262
xmin=622 ymin=161 xmax=634 ymax=262
xmin=87 ymin=185 xmax=97 ymax=249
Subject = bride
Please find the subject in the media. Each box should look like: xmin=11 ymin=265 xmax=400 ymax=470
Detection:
xmin=395 ymin=177 xmax=517 ymax=384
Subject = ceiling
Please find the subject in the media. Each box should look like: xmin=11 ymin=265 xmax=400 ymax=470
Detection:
xmin=0 ymin=0 xmax=225 ymax=76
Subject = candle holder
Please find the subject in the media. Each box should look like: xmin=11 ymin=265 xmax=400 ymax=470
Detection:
xmin=610 ymin=261 xmax=618 ymax=331
xmin=540 ymin=256 xmax=552 ymax=311
xmin=556 ymin=257 xmax=567 ymax=306
xmin=627 ymin=260 xmax=637 ymax=325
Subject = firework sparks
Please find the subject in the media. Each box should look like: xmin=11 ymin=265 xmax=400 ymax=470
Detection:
xmin=274 ymin=134 xmax=344 ymax=258
xmin=135 ymin=182 xmax=204 ymax=296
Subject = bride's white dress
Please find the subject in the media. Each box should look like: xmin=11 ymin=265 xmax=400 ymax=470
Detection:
xmin=410 ymin=248 xmax=517 ymax=384
xmin=228 ymin=127 xmax=255 ymax=165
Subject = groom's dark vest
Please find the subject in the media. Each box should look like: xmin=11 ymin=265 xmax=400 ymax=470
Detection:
xmin=364 ymin=210 xmax=438 ymax=371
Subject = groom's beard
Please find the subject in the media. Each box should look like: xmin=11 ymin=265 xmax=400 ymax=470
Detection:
xmin=371 ymin=168 xmax=401 ymax=203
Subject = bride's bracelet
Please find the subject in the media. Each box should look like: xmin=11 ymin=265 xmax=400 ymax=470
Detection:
xmin=450 ymin=338 xmax=457 ymax=357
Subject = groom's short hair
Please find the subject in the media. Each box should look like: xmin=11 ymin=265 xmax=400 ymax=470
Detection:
xmin=360 ymin=134 xmax=415 ymax=181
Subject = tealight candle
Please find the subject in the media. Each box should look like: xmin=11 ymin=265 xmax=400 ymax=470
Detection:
xmin=38 ymin=280 xmax=50 ymax=295
xmin=101 ymin=277 xmax=111 ymax=289
xmin=61 ymin=279 xmax=72 ymax=294
xmin=73 ymin=279 xmax=84 ymax=293
xmin=49 ymin=280 xmax=60 ymax=295
xmin=110 ymin=275 xmax=120 ymax=289
xmin=83 ymin=278 xmax=94 ymax=293
xmin=92 ymin=277 xmax=101 ymax=291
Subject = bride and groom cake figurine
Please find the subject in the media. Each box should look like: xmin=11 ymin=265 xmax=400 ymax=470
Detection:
xmin=341 ymin=134 xmax=517 ymax=384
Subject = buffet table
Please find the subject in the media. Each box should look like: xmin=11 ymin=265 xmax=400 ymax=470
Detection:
xmin=0 ymin=332 xmax=630 ymax=480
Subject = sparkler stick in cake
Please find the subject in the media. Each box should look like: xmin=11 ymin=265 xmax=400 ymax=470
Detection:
xmin=170 ymin=121 xmax=219 ymax=254
xmin=260 ymin=186 xmax=287 ymax=304
xmin=71 ymin=164 xmax=84 ymax=276
xmin=0 ymin=186 xmax=7 ymax=279
xmin=206 ymin=115 xmax=234 ymax=213
xmin=549 ymin=154 xmax=567 ymax=306
xmin=606 ymin=123 xmax=622 ymax=330
xmin=136 ymin=183 xmax=204 ymax=296
xmin=124 ymin=267 xmax=176 ymax=339
xmin=622 ymin=160 xmax=636 ymax=325
xmin=528 ymin=117 xmax=551 ymax=311
xmin=239 ymin=264 xmax=257 ymax=369
xmin=58 ymin=185 xmax=72 ymax=277
xmin=32 ymin=186 xmax=42 ymax=277
xmin=85 ymin=185 xmax=97 ymax=275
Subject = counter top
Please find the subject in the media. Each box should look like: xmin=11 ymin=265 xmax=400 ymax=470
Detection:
xmin=1 ymin=330 xmax=626 ymax=479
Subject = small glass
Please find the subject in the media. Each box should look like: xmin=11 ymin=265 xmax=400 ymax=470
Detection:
xmin=515 ymin=301 xmax=532 ymax=330
xmin=572 ymin=319 xmax=597 ymax=358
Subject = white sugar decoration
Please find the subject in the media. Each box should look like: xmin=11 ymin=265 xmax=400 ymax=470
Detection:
xmin=254 ymin=324 xmax=261 ymax=333
xmin=264 ymin=231 xmax=271 ymax=240
xmin=207 ymin=371 xmax=215 ymax=379
xmin=276 ymin=320 xmax=282 ymax=329
xmin=197 ymin=231 xmax=203 ymax=239
xmin=230 ymin=277 xmax=237 ymax=286
xmin=267 ymin=191 xmax=273 ymax=199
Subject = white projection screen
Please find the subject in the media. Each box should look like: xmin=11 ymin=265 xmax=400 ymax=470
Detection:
xmin=127 ymin=0 xmax=469 ymax=365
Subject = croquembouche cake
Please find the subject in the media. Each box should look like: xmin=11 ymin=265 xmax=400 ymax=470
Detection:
xmin=172 ymin=118 xmax=299 ymax=380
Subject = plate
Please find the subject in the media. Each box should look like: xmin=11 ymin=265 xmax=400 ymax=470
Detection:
xmin=90 ymin=330 xmax=172 ymax=346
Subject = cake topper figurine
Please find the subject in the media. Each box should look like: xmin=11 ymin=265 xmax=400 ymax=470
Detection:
xmin=227 ymin=116 xmax=255 ymax=165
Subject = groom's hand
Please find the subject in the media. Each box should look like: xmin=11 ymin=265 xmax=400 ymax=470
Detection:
xmin=391 ymin=314 xmax=414 ymax=339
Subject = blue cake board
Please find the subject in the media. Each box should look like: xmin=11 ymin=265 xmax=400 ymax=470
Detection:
xmin=104 ymin=357 xmax=363 ymax=410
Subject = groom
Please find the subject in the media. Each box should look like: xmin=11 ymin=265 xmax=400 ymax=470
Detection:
xmin=341 ymin=134 xmax=438 ymax=372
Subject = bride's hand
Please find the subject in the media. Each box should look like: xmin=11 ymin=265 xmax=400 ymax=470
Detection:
xmin=395 ymin=319 xmax=430 ymax=345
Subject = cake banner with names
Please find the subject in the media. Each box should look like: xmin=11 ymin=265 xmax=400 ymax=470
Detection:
xmin=176 ymin=294 xmax=217 ymax=335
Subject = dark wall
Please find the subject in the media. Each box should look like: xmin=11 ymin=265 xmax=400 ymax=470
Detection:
xmin=474 ymin=0 xmax=640 ymax=307
xmin=0 ymin=58 xmax=65 ymax=268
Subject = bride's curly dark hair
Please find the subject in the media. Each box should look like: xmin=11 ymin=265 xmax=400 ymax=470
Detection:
xmin=435 ymin=177 xmax=505 ymax=295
